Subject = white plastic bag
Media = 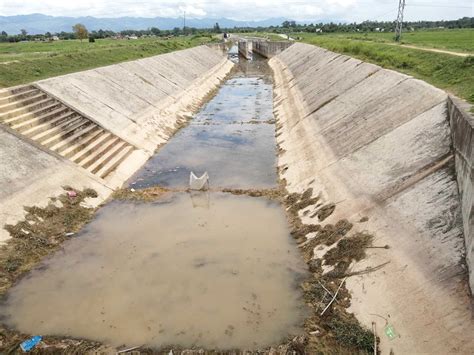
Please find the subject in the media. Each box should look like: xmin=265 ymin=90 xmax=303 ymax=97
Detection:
xmin=189 ymin=171 xmax=209 ymax=190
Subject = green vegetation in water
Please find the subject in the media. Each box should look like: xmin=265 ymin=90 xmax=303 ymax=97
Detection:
xmin=292 ymin=31 xmax=474 ymax=103
xmin=0 ymin=35 xmax=217 ymax=87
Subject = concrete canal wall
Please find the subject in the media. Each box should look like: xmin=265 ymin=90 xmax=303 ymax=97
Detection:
xmin=253 ymin=40 xmax=294 ymax=58
xmin=270 ymin=42 xmax=473 ymax=354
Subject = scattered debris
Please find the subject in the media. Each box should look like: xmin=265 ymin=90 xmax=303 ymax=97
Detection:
xmin=320 ymin=277 xmax=347 ymax=315
xmin=384 ymin=324 xmax=398 ymax=340
xmin=20 ymin=335 xmax=42 ymax=352
xmin=117 ymin=345 xmax=142 ymax=353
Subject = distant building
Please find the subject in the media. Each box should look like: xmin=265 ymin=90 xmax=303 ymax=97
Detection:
xmin=127 ymin=35 xmax=138 ymax=40
xmin=51 ymin=35 xmax=59 ymax=41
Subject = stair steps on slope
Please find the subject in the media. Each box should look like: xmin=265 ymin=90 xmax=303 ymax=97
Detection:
xmin=0 ymin=98 xmax=56 ymax=120
xmin=60 ymin=129 xmax=106 ymax=159
xmin=96 ymin=145 xmax=134 ymax=179
xmin=87 ymin=141 xmax=129 ymax=175
xmin=0 ymin=84 xmax=138 ymax=181
xmin=0 ymin=88 xmax=40 ymax=105
xmin=12 ymin=107 xmax=72 ymax=133
xmin=50 ymin=124 xmax=101 ymax=154
xmin=0 ymin=93 xmax=47 ymax=113
xmin=77 ymin=136 xmax=121 ymax=169
xmin=40 ymin=118 xmax=91 ymax=148
xmin=1 ymin=102 xmax=63 ymax=125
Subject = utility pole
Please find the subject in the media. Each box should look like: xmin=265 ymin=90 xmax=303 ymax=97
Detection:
xmin=395 ymin=0 xmax=406 ymax=42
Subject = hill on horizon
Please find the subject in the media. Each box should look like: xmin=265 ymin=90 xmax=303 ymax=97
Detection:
xmin=0 ymin=13 xmax=305 ymax=34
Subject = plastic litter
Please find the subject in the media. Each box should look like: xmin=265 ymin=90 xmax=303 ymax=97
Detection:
xmin=67 ymin=190 xmax=77 ymax=198
xmin=20 ymin=335 xmax=42 ymax=352
xmin=384 ymin=324 xmax=397 ymax=340
xmin=189 ymin=171 xmax=209 ymax=191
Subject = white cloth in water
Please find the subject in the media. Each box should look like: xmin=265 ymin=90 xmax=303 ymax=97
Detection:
xmin=189 ymin=171 xmax=209 ymax=190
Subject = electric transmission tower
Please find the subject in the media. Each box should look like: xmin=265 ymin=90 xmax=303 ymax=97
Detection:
xmin=395 ymin=0 xmax=406 ymax=41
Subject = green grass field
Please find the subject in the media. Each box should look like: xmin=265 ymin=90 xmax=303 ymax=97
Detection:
xmin=292 ymin=30 xmax=474 ymax=103
xmin=0 ymin=35 xmax=216 ymax=87
xmin=317 ymin=28 xmax=474 ymax=53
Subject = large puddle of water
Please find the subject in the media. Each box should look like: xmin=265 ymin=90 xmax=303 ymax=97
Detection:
xmin=0 ymin=193 xmax=307 ymax=349
xmin=0 ymin=53 xmax=309 ymax=350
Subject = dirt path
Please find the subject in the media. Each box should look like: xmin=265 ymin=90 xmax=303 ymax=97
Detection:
xmin=386 ymin=42 xmax=473 ymax=57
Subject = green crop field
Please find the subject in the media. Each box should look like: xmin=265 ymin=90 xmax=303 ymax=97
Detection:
xmin=0 ymin=35 xmax=217 ymax=87
xmin=291 ymin=30 xmax=474 ymax=103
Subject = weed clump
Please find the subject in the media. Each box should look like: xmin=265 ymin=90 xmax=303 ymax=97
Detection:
xmin=328 ymin=314 xmax=376 ymax=353
xmin=324 ymin=232 xmax=373 ymax=277
xmin=0 ymin=187 xmax=98 ymax=296
xmin=312 ymin=202 xmax=336 ymax=221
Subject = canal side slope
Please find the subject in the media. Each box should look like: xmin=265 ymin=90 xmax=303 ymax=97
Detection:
xmin=270 ymin=43 xmax=473 ymax=354
xmin=0 ymin=45 xmax=234 ymax=242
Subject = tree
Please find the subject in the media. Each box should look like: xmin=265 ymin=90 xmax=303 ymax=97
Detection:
xmin=20 ymin=29 xmax=27 ymax=36
xmin=1 ymin=31 xmax=7 ymax=36
xmin=72 ymin=23 xmax=88 ymax=42
xmin=213 ymin=22 xmax=221 ymax=33
xmin=150 ymin=27 xmax=161 ymax=36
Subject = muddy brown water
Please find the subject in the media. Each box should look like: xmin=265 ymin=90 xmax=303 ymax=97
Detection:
xmin=0 ymin=193 xmax=308 ymax=349
xmin=0 ymin=54 xmax=309 ymax=350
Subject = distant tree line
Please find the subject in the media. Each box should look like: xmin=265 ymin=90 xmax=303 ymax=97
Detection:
xmin=0 ymin=24 xmax=216 ymax=43
xmin=0 ymin=17 xmax=472 ymax=43
xmin=229 ymin=17 xmax=474 ymax=34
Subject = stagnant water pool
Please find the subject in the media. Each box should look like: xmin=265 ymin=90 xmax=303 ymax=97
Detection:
xmin=0 ymin=53 xmax=309 ymax=350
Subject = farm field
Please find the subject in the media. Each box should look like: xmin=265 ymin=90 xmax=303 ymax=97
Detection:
xmin=0 ymin=35 xmax=216 ymax=87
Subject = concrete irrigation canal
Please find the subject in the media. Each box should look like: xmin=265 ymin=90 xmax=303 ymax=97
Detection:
xmin=0 ymin=41 xmax=473 ymax=353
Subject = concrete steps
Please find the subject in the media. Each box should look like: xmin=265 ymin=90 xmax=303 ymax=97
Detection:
xmin=0 ymin=84 xmax=137 ymax=180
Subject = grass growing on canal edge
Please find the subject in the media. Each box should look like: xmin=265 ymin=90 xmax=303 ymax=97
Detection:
xmin=0 ymin=35 xmax=218 ymax=87
xmin=0 ymin=187 xmax=99 ymax=296
xmin=293 ymin=32 xmax=474 ymax=104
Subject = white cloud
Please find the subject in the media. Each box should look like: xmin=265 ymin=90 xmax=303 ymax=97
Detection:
xmin=0 ymin=0 xmax=471 ymax=22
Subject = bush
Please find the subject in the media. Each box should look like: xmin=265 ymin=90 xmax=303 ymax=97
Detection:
xmin=88 ymin=36 xmax=95 ymax=43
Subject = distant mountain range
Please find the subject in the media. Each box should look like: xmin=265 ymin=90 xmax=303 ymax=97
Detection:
xmin=0 ymin=14 xmax=299 ymax=34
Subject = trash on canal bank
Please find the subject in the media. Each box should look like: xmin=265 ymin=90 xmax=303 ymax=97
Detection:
xmin=20 ymin=335 xmax=42 ymax=352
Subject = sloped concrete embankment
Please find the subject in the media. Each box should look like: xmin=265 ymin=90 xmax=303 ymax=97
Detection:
xmin=270 ymin=43 xmax=473 ymax=354
xmin=0 ymin=45 xmax=233 ymax=242
xmin=448 ymin=97 xmax=474 ymax=291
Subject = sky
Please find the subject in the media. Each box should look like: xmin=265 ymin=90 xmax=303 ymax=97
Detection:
xmin=1 ymin=0 xmax=472 ymax=22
